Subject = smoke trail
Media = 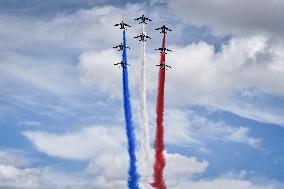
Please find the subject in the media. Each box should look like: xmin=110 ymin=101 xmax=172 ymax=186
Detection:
xmin=139 ymin=23 xmax=151 ymax=188
xmin=151 ymin=34 xmax=167 ymax=189
xmin=122 ymin=30 xmax=140 ymax=189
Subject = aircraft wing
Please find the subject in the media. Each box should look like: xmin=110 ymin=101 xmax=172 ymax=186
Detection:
xmin=165 ymin=26 xmax=172 ymax=31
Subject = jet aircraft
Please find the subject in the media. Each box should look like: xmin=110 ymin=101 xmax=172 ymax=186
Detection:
xmin=155 ymin=25 xmax=172 ymax=34
xmin=134 ymin=33 xmax=151 ymax=42
xmin=114 ymin=21 xmax=131 ymax=30
xmin=113 ymin=43 xmax=130 ymax=51
xmin=134 ymin=15 xmax=152 ymax=24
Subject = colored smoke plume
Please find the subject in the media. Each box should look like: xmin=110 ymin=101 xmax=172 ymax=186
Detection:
xmin=122 ymin=30 xmax=140 ymax=189
xmin=151 ymin=33 xmax=167 ymax=189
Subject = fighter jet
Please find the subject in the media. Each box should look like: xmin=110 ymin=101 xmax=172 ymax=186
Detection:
xmin=134 ymin=33 xmax=151 ymax=42
xmin=155 ymin=47 xmax=172 ymax=54
xmin=113 ymin=43 xmax=130 ymax=51
xmin=134 ymin=15 xmax=152 ymax=24
xmin=114 ymin=21 xmax=131 ymax=30
xmin=156 ymin=63 xmax=171 ymax=69
xmin=155 ymin=25 xmax=172 ymax=34
xmin=114 ymin=61 xmax=129 ymax=68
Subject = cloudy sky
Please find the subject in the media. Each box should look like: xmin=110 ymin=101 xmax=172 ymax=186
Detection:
xmin=0 ymin=0 xmax=284 ymax=188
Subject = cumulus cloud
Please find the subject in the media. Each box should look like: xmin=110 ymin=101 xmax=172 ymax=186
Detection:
xmin=78 ymin=47 xmax=159 ymax=99
xmin=0 ymin=150 xmax=54 ymax=189
xmin=167 ymin=36 xmax=284 ymax=100
xmin=79 ymin=49 xmax=122 ymax=98
xmin=85 ymin=150 xmax=208 ymax=188
xmin=165 ymin=153 xmax=208 ymax=186
xmin=23 ymin=125 xmax=208 ymax=188
xmin=0 ymin=162 xmax=281 ymax=189
xmin=0 ymin=149 xmax=276 ymax=189
xmin=0 ymin=165 xmax=45 ymax=189
xmin=166 ymin=36 xmax=284 ymax=125
xmin=22 ymin=124 xmax=279 ymax=189
xmin=78 ymin=32 xmax=284 ymax=125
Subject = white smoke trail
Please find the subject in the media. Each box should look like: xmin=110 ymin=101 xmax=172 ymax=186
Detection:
xmin=139 ymin=23 xmax=151 ymax=189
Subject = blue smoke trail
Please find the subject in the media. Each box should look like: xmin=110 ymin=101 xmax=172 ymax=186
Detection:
xmin=122 ymin=30 xmax=140 ymax=189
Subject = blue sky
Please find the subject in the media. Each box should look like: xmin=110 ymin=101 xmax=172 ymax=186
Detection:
xmin=0 ymin=0 xmax=284 ymax=188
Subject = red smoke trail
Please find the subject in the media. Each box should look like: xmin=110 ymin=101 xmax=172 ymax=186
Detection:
xmin=151 ymin=33 xmax=167 ymax=189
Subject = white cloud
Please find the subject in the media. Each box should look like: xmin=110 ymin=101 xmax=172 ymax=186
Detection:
xmin=0 ymin=151 xmax=53 ymax=189
xmin=164 ymin=109 xmax=261 ymax=148
xmin=1 ymin=164 xmax=280 ymax=189
xmin=165 ymin=36 xmax=284 ymax=125
xmin=224 ymin=127 xmax=261 ymax=148
xmin=0 ymin=165 xmax=46 ymax=189
xmin=78 ymin=33 xmax=284 ymax=126
xmin=167 ymin=36 xmax=284 ymax=99
xmin=165 ymin=153 xmax=208 ymax=186
xmin=79 ymin=49 xmax=122 ymax=98
xmin=22 ymin=124 xmax=281 ymax=189
xmin=0 ymin=161 xmax=282 ymax=189
xmin=85 ymin=150 xmax=208 ymax=188
xmin=23 ymin=126 xmax=125 ymax=160
xmin=23 ymin=125 xmax=208 ymax=188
